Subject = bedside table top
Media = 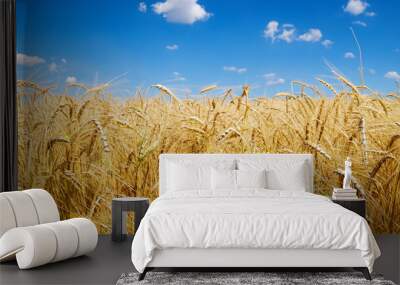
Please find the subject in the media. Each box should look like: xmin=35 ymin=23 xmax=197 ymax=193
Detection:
xmin=112 ymin=197 xmax=149 ymax=203
xmin=331 ymin=198 xmax=365 ymax=202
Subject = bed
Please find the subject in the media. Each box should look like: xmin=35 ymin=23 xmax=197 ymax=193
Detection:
xmin=131 ymin=154 xmax=380 ymax=280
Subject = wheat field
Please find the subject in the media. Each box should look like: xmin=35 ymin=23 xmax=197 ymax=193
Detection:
xmin=17 ymin=76 xmax=400 ymax=234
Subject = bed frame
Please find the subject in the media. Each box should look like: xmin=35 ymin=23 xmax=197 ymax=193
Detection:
xmin=139 ymin=154 xmax=371 ymax=280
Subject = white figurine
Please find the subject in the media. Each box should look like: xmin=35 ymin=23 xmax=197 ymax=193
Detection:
xmin=343 ymin=157 xmax=352 ymax=189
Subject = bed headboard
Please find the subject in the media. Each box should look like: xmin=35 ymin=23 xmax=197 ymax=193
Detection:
xmin=159 ymin=153 xmax=314 ymax=196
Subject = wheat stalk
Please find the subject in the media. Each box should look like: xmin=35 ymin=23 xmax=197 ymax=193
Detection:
xmin=200 ymin=85 xmax=218 ymax=94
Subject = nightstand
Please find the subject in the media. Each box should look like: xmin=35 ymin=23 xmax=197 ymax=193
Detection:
xmin=111 ymin=197 xmax=150 ymax=242
xmin=332 ymin=198 xmax=366 ymax=218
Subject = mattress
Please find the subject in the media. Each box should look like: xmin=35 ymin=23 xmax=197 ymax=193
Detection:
xmin=131 ymin=189 xmax=380 ymax=273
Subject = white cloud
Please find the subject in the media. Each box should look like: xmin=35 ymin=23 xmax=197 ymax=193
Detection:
xmin=48 ymin=62 xmax=57 ymax=72
xmin=263 ymin=73 xmax=275 ymax=78
xmin=152 ymin=0 xmax=211 ymax=24
xmin=166 ymin=44 xmax=179 ymax=50
xmin=298 ymin=29 xmax=322 ymax=42
xmin=264 ymin=20 xmax=296 ymax=43
xmin=266 ymin=78 xmax=285 ymax=86
xmin=264 ymin=21 xmax=326 ymax=45
xmin=223 ymin=66 xmax=247 ymax=74
xmin=322 ymin=39 xmax=334 ymax=48
xmin=264 ymin=20 xmax=279 ymax=41
xmin=16 ymin=53 xmax=45 ymax=66
xmin=353 ymin=20 xmax=367 ymax=27
xmin=175 ymin=87 xmax=192 ymax=94
xmin=344 ymin=0 xmax=369 ymax=15
xmin=344 ymin=52 xmax=355 ymax=59
xmin=61 ymin=58 xmax=67 ymax=63
xmin=368 ymin=68 xmax=376 ymax=75
xmin=263 ymin=73 xmax=285 ymax=86
xmin=171 ymin=71 xmax=186 ymax=81
xmin=65 ymin=76 xmax=77 ymax=84
xmin=138 ymin=2 xmax=147 ymax=13
xmin=164 ymin=72 xmax=187 ymax=84
xmin=277 ymin=27 xmax=296 ymax=43
xmin=365 ymin=11 xmax=375 ymax=17
xmin=282 ymin=23 xmax=294 ymax=29
xmin=385 ymin=71 xmax=400 ymax=81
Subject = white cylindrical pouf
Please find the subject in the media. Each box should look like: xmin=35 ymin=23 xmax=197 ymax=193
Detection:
xmin=42 ymin=221 xmax=79 ymax=262
xmin=1 ymin=226 xmax=58 ymax=269
xmin=0 ymin=196 xmax=17 ymax=237
xmin=24 ymin=189 xmax=60 ymax=224
xmin=0 ymin=218 xmax=98 ymax=269
xmin=66 ymin=218 xmax=98 ymax=257
xmin=0 ymin=189 xmax=98 ymax=269
xmin=0 ymin=192 xmax=39 ymax=227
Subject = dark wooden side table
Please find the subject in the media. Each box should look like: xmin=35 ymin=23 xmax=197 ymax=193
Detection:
xmin=332 ymin=198 xmax=366 ymax=218
xmin=112 ymin=197 xmax=150 ymax=242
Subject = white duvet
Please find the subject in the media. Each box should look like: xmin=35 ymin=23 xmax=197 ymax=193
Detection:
xmin=131 ymin=189 xmax=380 ymax=273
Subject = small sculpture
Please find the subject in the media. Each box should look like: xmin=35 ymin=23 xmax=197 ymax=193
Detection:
xmin=343 ymin=157 xmax=352 ymax=189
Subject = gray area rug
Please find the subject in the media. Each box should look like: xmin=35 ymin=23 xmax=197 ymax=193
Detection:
xmin=116 ymin=272 xmax=396 ymax=285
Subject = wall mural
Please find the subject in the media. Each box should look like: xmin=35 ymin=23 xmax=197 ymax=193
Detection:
xmin=17 ymin=0 xmax=400 ymax=233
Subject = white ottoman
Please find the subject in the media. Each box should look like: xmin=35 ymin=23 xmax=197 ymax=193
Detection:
xmin=0 ymin=189 xmax=98 ymax=269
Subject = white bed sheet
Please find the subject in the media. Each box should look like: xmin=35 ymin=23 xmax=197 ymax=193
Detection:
xmin=131 ymin=189 xmax=380 ymax=273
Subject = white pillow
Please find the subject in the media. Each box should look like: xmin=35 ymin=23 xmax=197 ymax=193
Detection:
xmin=237 ymin=159 xmax=308 ymax=191
xmin=167 ymin=162 xmax=212 ymax=191
xmin=265 ymin=166 xmax=307 ymax=191
xmin=212 ymin=168 xmax=237 ymax=190
xmin=236 ymin=169 xmax=267 ymax=189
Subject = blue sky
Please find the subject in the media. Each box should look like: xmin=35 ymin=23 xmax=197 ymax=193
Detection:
xmin=17 ymin=0 xmax=400 ymax=97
